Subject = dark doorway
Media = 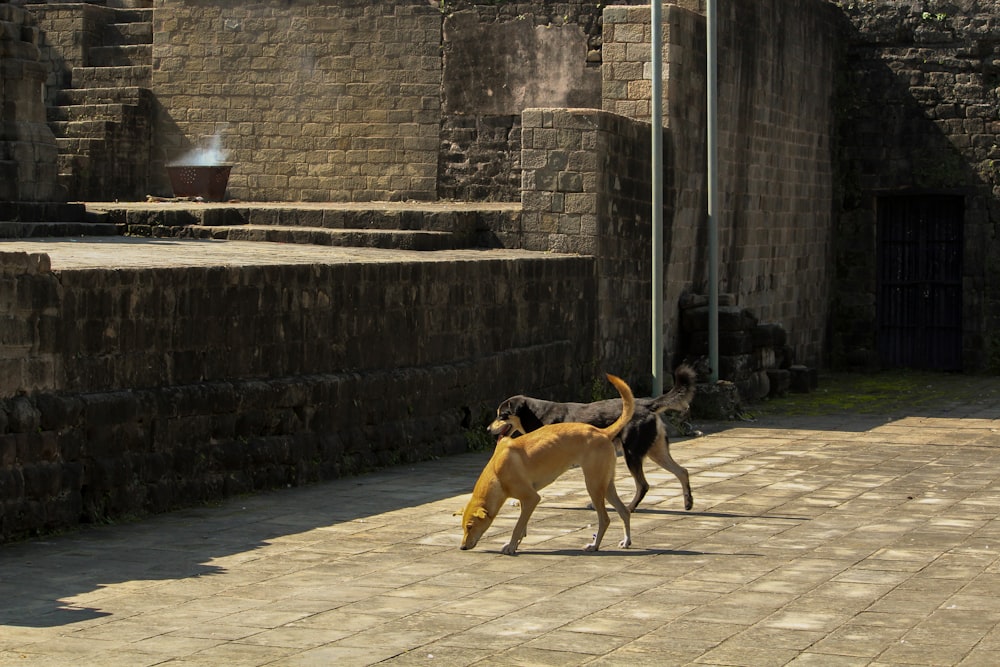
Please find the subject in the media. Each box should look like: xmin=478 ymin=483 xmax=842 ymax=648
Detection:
xmin=876 ymin=194 xmax=963 ymax=371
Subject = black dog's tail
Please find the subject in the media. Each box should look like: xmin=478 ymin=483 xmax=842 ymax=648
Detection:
xmin=598 ymin=374 xmax=634 ymax=441
xmin=648 ymin=365 xmax=697 ymax=415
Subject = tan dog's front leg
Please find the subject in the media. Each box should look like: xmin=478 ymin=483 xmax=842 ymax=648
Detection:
xmin=606 ymin=480 xmax=632 ymax=548
xmin=502 ymin=491 xmax=539 ymax=555
xmin=584 ymin=479 xmax=612 ymax=551
xmin=584 ymin=502 xmax=610 ymax=551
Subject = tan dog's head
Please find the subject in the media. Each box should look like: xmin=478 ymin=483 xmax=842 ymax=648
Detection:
xmin=459 ymin=503 xmax=494 ymax=550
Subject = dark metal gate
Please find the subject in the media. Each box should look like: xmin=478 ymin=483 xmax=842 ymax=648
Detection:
xmin=876 ymin=194 xmax=964 ymax=371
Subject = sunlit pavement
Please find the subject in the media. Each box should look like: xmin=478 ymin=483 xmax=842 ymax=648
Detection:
xmin=2 ymin=375 xmax=998 ymax=666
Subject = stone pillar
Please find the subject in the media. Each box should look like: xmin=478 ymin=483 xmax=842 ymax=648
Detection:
xmin=0 ymin=1 xmax=61 ymax=202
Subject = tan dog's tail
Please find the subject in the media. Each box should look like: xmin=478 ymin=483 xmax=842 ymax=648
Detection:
xmin=598 ymin=374 xmax=634 ymax=441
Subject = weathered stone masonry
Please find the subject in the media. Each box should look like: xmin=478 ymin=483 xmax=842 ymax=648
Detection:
xmin=831 ymin=2 xmax=1000 ymax=371
xmin=438 ymin=1 xmax=629 ymax=201
xmin=0 ymin=3 xmax=59 ymax=202
xmin=6 ymin=0 xmax=997 ymax=539
xmin=0 ymin=249 xmax=595 ymax=540
xmin=595 ymin=1 xmax=840 ymax=370
xmin=520 ymin=107 xmax=662 ymax=381
xmin=152 ymin=0 xmax=442 ymax=202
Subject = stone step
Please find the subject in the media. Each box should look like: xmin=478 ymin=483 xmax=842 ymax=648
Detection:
xmin=50 ymin=119 xmax=116 ymax=139
xmin=57 ymin=152 xmax=91 ymax=176
xmin=186 ymin=225 xmax=467 ymax=251
xmin=76 ymin=1 xmax=153 ymax=15
xmin=56 ymin=137 xmax=104 ymax=154
xmin=92 ymin=210 xmax=474 ymax=250
xmin=0 ymin=221 xmax=121 ymax=239
xmin=56 ymin=86 xmax=144 ymax=106
xmin=88 ymin=44 xmax=151 ymax=68
xmin=262 ymin=209 xmax=483 ymax=235
xmin=72 ymin=65 xmax=151 ymax=89
xmin=0 ymin=202 xmax=90 ymax=223
xmin=104 ymin=2 xmax=154 ymax=12
xmin=87 ymin=204 xmax=520 ymax=248
xmin=0 ymin=161 xmax=17 ymax=201
xmin=103 ymin=20 xmax=152 ymax=46
xmin=48 ymin=103 xmax=128 ymax=123
xmin=56 ymin=172 xmax=76 ymax=195
xmin=96 ymin=204 xmax=498 ymax=234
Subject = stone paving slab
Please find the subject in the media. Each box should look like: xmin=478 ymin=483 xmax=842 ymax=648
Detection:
xmin=1 ymin=380 xmax=998 ymax=666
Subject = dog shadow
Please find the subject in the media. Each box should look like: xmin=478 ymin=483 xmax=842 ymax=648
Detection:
xmin=554 ymin=505 xmax=808 ymax=522
xmin=481 ymin=547 xmax=713 ymax=557
xmin=632 ymin=507 xmax=808 ymax=521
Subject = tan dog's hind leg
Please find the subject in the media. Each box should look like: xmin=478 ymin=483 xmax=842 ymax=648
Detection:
xmin=502 ymin=490 xmax=539 ymax=555
xmin=582 ymin=452 xmax=632 ymax=551
xmin=584 ymin=483 xmax=611 ymax=552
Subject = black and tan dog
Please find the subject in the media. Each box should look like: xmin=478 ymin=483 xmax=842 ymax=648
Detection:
xmin=459 ymin=374 xmax=634 ymax=555
xmin=490 ymin=365 xmax=697 ymax=512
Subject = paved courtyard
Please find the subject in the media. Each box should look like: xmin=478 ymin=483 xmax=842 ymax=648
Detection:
xmin=1 ymin=376 xmax=999 ymax=666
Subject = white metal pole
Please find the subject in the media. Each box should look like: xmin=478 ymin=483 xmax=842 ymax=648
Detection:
xmin=707 ymin=0 xmax=720 ymax=382
xmin=650 ymin=0 xmax=664 ymax=396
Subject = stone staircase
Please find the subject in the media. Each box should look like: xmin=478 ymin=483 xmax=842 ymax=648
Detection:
xmin=24 ymin=1 xmax=514 ymax=251
xmin=39 ymin=1 xmax=154 ymax=202
xmin=90 ymin=205 xmax=521 ymax=251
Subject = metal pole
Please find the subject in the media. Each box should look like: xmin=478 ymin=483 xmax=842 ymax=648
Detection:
xmin=650 ymin=0 xmax=664 ymax=396
xmin=707 ymin=0 xmax=720 ymax=382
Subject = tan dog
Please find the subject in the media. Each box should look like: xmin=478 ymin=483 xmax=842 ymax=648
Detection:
xmin=459 ymin=374 xmax=634 ymax=555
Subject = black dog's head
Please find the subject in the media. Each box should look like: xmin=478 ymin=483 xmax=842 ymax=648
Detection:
xmin=488 ymin=396 xmax=545 ymax=440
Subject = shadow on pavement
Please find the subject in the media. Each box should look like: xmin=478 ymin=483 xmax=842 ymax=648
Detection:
xmin=0 ymin=452 xmax=490 ymax=629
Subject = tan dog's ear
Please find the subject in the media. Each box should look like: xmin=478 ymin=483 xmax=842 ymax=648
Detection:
xmin=472 ymin=507 xmax=489 ymax=519
xmin=453 ymin=509 xmax=463 ymax=516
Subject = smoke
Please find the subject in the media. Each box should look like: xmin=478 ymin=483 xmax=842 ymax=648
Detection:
xmin=170 ymin=133 xmax=228 ymax=166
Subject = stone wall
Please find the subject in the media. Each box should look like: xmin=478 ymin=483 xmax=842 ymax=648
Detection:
xmin=601 ymin=1 xmax=840 ymax=369
xmin=151 ymin=0 xmax=442 ymax=202
xmin=0 ymin=2 xmax=60 ymax=202
xmin=520 ymin=108 xmax=662 ymax=387
xmin=1 ymin=352 xmax=584 ymax=541
xmin=0 ymin=249 xmax=597 ymax=540
xmin=0 ymin=253 xmax=61 ymax=396
xmin=831 ymin=2 xmax=1000 ymax=371
xmin=438 ymin=1 xmax=615 ymax=201
xmin=0 ymin=251 xmax=596 ymax=396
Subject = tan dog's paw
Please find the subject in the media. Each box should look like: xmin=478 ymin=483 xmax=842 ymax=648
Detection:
xmin=619 ymin=537 xmax=632 ymax=548
xmin=584 ymin=533 xmax=599 ymax=551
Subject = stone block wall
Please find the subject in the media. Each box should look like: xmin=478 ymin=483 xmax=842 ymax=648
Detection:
xmin=0 ymin=2 xmax=60 ymax=202
xmin=0 ymin=351 xmax=579 ymax=541
xmin=831 ymin=2 xmax=1000 ymax=371
xmin=151 ymin=0 xmax=442 ymax=202
xmin=0 ymin=253 xmax=61 ymax=396
xmin=520 ymin=107 xmax=662 ymax=388
xmin=438 ymin=2 xmax=614 ymax=201
xmin=601 ymin=1 xmax=840 ymax=369
xmin=0 ymin=249 xmax=598 ymax=540
xmin=4 ymin=253 xmax=595 ymax=395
